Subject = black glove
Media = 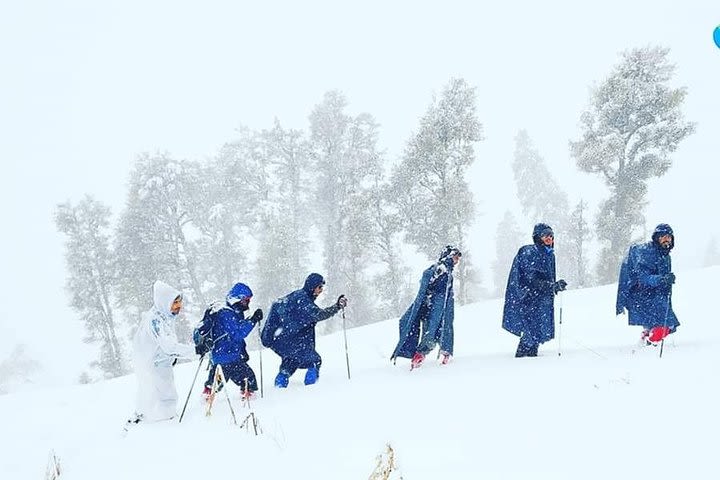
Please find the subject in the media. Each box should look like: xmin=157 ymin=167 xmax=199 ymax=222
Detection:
xmin=661 ymin=273 xmax=676 ymax=286
xmin=336 ymin=294 xmax=348 ymax=308
xmin=554 ymin=279 xmax=568 ymax=293
xmin=194 ymin=345 xmax=204 ymax=355
xmin=249 ymin=308 xmax=263 ymax=324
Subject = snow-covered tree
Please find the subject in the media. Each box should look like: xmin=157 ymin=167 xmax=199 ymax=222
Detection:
xmin=253 ymin=120 xmax=313 ymax=303
xmin=0 ymin=345 xmax=40 ymax=393
xmin=491 ymin=211 xmax=524 ymax=297
xmin=512 ymin=130 xmax=569 ymax=229
xmin=390 ymin=78 xmax=483 ymax=304
xmin=570 ymin=46 xmax=695 ymax=283
xmin=309 ymin=91 xmax=384 ymax=328
xmin=512 ymin=129 xmax=572 ymax=285
xmin=565 ymin=200 xmax=592 ymax=288
xmin=114 ymin=153 xmax=205 ymax=338
xmin=55 ymin=196 xmax=126 ymax=377
xmin=367 ymin=178 xmax=414 ymax=320
xmin=194 ymin=127 xmax=263 ymax=304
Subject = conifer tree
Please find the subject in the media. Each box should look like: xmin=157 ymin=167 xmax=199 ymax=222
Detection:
xmin=390 ymin=78 xmax=483 ymax=303
xmin=570 ymin=46 xmax=695 ymax=282
xmin=491 ymin=211 xmax=524 ymax=297
xmin=309 ymin=91 xmax=384 ymax=328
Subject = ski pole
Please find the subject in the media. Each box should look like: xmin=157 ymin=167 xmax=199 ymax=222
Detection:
xmin=341 ymin=306 xmax=351 ymax=380
xmin=179 ymin=354 xmax=205 ymax=423
xmin=659 ymin=289 xmax=672 ymax=359
xmin=257 ymin=324 xmax=264 ymax=398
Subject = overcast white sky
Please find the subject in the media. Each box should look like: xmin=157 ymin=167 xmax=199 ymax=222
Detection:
xmin=1 ymin=0 xmax=718 ymax=382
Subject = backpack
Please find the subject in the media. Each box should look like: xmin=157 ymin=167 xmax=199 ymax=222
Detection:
xmin=260 ymin=299 xmax=285 ymax=348
xmin=192 ymin=301 xmax=225 ymax=356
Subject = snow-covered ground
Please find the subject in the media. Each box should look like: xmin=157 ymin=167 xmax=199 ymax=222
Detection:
xmin=1 ymin=266 xmax=717 ymax=479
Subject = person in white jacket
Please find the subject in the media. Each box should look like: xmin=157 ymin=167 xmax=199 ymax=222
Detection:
xmin=131 ymin=280 xmax=196 ymax=422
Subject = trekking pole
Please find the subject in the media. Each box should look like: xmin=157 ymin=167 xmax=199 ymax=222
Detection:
xmin=257 ymin=325 xmax=264 ymax=398
xmin=659 ymin=290 xmax=672 ymax=359
xmin=558 ymin=291 xmax=563 ymax=357
xmin=179 ymin=354 xmax=205 ymax=423
xmin=217 ymin=365 xmax=238 ymax=425
xmin=554 ymin=237 xmax=563 ymax=357
xmin=341 ymin=307 xmax=351 ymax=380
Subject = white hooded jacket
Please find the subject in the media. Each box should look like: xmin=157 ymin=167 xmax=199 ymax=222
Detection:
xmin=133 ymin=280 xmax=195 ymax=369
xmin=132 ymin=281 xmax=196 ymax=421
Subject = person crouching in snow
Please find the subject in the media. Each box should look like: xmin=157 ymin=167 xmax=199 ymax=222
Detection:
xmin=502 ymin=224 xmax=567 ymax=357
xmin=131 ymin=280 xmax=197 ymax=422
xmin=261 ymin=273 xmax=347 ymax=388
xmin=391 ymin=245 xmax=462 ymax=369
xmin=201 ymin=282 xmax=263 ymax=400
xmin=616 ymin=223 xmax=679 ymax=346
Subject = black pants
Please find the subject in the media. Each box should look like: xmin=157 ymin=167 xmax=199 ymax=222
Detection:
xmin=204 ymin=360 xmax=257 ymax=392
xmin=515 ymin=333 xmax=539 ymax=357
xmin=204 ymin=362 xmax=217 ymax=389
xmin=278 ymin=350 xmax=322 ymax=376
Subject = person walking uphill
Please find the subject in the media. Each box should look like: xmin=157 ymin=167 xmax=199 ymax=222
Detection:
xmin=391 ymin=245 xmax=462 ymax=369
xmin=502 ymin=224 xmax=567 ymax=357
xmin=261 ymin=273 xmax=347 ymax=388
xmin=132 ymin=280 xmax=197 ymax=422
xmin=616 ymin=223 xmax=679 ymax=346
xmin=199 ymin=282 xmax=263 ymax=400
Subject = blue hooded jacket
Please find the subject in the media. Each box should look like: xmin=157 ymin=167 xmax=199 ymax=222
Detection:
xmin=210 ymin=283 xmax=256 ymax=365
xmin=616 ymin=224 xmax=679 ymax=331
xmin=261 ymin=273 xmax=340 ymax=362
xmin=502 ymin=224 xmax=557 ymax=343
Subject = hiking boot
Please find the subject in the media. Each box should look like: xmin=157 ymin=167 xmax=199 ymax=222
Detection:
xmin=410 ymin=352 xmax=425 ymax=370
xmin=649 ymin=326 xmax=670 ymax=343
xmin=274 ymin=370 xmax=290 ymax=388
xmin=639 ymin=329 xmax=653 ymax=347
xmin=304 ymin=367 xmax=319 ymax=385
xmin=240 ymin=389 xmax=256 ymax=401
xmin=440 ymin=351 xmax=451 ymax=365
xmin=202 ymin=386 xmax=212 ymax=399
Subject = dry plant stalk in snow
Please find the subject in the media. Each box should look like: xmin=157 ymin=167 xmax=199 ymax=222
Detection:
xmin=240 ymin=411 xmax=261 ymax=435
xmin=368 ymin=444 xmax=402 ymax=480
xmin=45 ymin=450 xmax=61 ymax=480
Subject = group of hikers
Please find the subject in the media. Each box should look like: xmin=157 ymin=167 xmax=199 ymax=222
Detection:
xmin=130 ymin=222 xmax=678 ymax=423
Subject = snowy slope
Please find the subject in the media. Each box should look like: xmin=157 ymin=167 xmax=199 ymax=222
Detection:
xmin=1 ymin=267 xmax=717 ymax=479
